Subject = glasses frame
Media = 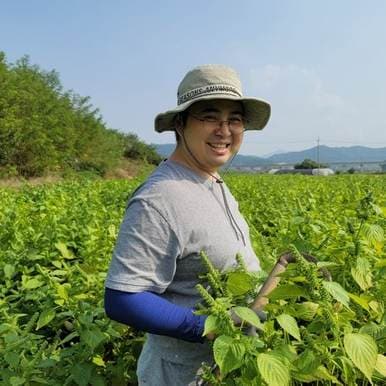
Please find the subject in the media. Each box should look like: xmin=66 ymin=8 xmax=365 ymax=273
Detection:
xmin=188 ymin=113 xmax=247 ymax=134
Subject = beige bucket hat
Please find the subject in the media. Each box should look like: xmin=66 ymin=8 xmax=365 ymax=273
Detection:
xmin=155 ymin=64 xmax=271 ymax=133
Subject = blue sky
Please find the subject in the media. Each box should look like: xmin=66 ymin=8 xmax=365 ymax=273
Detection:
xmin=2 ymin=0 xmax=386 ymax=156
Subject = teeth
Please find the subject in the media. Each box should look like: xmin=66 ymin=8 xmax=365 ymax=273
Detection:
xmin=209 ymin=143 xmax=228 ymax=148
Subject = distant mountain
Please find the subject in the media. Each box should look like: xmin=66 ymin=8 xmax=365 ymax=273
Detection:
xmin=153 ymin=143 xmax=175 ymax=158
xmin=153 ymin=143 xmax=268 ymax=165
xmin=268 ymin=146 xmax=386 ymax=164
xmin=228 ymin=154 xmax=269 ymax=166
xmin=153 ymin=144 xmax=386 ymax=166
xmin=261 ymin=149 xmax=287 ymax=158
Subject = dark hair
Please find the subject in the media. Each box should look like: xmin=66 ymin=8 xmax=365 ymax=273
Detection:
xmin=174 ymin=111 xmax=189 ymax=143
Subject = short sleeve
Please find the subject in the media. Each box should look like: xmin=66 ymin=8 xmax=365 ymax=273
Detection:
xmin=105 ymin=199 xmax=181 ymax=293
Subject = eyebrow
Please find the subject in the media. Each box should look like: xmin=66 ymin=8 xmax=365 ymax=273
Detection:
xmin=199 ymin=107 xmax=244 ymax=115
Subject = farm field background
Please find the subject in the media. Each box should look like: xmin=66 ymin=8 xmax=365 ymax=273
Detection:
xmin=0 ymin=174 xmax=385 ymax=385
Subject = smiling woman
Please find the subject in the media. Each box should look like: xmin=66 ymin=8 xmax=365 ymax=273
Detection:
xmin=104 ymin=64 xmax=271 ymax=386
xmin=170 ymin=99 xmax=245 ymax=177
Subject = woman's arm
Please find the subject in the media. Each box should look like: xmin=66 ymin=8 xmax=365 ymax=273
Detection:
xmin=104 ymin=288 xmax=206 ymax=343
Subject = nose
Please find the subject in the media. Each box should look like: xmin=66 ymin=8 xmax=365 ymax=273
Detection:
xmin=214 ymin=120 xmax=232 ymax=136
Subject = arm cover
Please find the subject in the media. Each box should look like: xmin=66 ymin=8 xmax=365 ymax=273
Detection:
xmin=104 ymin=288 xmax=206 ymax=343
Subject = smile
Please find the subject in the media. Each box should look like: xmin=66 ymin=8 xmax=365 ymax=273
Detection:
xmin=207 ymin=143 xmax=230 ymax=149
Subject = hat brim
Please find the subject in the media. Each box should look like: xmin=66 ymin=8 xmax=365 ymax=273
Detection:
xmin=154 ymin=95 xmax=271 ymax=133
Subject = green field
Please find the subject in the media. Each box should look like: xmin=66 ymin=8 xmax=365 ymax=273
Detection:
xmin=0 ymin=175 xmax=385 ymax=385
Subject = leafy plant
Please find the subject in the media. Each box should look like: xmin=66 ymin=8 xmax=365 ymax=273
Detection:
xmin=0 ymin=179 xmax=144 ymax=385
xmin=1 ymin=174 xmax=385 ymax=385
xmin=196 ymin=186 xmax=386 ymax=385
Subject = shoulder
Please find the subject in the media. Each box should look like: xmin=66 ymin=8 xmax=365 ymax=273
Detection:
xmin=133 ymin=160 xmax=204 ymax=203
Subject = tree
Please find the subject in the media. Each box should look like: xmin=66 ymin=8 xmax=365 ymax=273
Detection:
xmin=123 ymin=133 xmax=161 ymax=165
xmin=0 ymin=52 xmax=160 ymax=177
xmin=294 ymin=158 xmax=328 ymax=169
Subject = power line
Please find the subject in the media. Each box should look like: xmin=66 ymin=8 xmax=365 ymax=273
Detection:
xmin=247 ymin=139 xmax=386 ymax=146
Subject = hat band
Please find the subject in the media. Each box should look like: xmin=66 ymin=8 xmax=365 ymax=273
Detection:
xmin=178 ymin=84 xmax=242 ymax=105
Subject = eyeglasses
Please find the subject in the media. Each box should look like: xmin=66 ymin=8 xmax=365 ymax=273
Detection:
xmin=188 ymin=113 xmax=247 ymax=134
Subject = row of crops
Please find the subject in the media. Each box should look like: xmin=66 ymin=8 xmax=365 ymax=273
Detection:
xmin=0 ymin=174 xmax=385 ymax=385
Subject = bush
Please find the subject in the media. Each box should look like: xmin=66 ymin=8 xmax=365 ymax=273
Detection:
xmin=294 ymin=159 xmax=328 ymax=169
xmin=123 ymin=133 xmax=161 ymax=165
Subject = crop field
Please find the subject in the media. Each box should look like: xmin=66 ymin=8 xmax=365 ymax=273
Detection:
xmin=0 ymin=174 xmax=385 ymax=385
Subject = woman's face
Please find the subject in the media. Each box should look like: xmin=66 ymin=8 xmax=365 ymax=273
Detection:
xmin=177 ymin=99 xmax=245 ymax=174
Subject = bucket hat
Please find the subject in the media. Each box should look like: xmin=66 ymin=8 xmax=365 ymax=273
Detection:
xmin=155 ymin=64 xmax=271 ymax=133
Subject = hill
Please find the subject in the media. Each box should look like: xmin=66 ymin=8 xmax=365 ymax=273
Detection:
xmin=153 ymin=143 xmax=176 ymax=158
xmin=0 ymin=52 xmax=160 ymax=178
xmin=268 ymin=145 xmax=386 ymax=164
xmin=153 ymin=143 xmax=386 ymax=166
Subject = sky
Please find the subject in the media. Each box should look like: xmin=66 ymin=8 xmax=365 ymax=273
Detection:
xmin=1 ymin=0 xmax=386 ymax=156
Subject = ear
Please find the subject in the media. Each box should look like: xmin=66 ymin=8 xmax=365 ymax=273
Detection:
xmin=174 ymin=114 xmax=184 ymax=136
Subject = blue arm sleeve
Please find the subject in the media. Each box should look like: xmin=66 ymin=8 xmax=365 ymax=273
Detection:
xmin=104 ymin=288 xmax=207 ymax=343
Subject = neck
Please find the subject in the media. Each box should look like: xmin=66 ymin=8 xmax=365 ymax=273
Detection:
xmin=169 ymin=145 xmax=220 ymax=181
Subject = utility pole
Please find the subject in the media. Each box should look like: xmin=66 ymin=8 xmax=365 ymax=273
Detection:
xmin=317 ymin=137 xmax=320 ymax=173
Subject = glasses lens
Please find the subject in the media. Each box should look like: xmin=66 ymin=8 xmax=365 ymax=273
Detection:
xmin=192 ymin=113 xmax=246 ymax=133
xmin=229 ymin=118 xmax=245 ymax=133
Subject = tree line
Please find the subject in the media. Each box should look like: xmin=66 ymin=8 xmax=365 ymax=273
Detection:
xmin=0 ymin=52 xmax=161 ymax=178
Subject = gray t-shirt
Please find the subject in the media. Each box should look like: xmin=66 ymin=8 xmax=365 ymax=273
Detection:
xmin=105 ymin=159 xmax=260 ymax=385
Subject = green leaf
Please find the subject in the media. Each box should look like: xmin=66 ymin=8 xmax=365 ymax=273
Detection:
xmin=375 ymin=259 xmax=386 ymax=268
xmin=313 ymin=366 xmax=342 ymax=384
xmin=9 ymin=377 xmax=26 ymax=386
xmin=292 ymin=216 xmax=304 ymax=225
xmin=71 ymin=363 xmax=92 ymax=386
xmin=348 ymin=292 xmax=370 ymax=311
xmin=90 ymin=373 xmax=106 ymax=386
xmin=233 ymin=306 xmax=263 ymax=329
xmin=344 ymin=333 xmax=377 ymax=382
xmin=375 ymin=354 xmax=386 ymax=377
xmin=81 ymin=328 xmax=106 ymax=350
xmin=276 ymin=313 xmax=301 ymax=341
xmin=292 ymin=372 xmax=319 ymax=383
xmin=257 ymin=352 xmax=290 ymax=386
xmin=92 ymin=355 xmax=105 ymax=367
xmin=268 ymin=284 xmax=306 ymax=301
xmin=273 ymin=344 xmax=297 ymax=363
xmin=338 ymin=356 xmax=356 ymax=385
xmin=322 ymin=281 xmax=350 ymax=308
xmin=36 ymin=309 xmax=56 ymax=330
xmin=203 ymin=314 xmax=220 ymax=336
xmin=368 ymin=300 xmax=382 ymax=315
xmin=39 ymin=358 xmax=58 ymax=368
xmin=4 ymin=264 xmax=15 ymax=279
xmin=316 ymin=261 xmax=339 ymax=268
xmin=226 ymin=272 xmax=254 ymax=295
xmin=55 ymin=241 xmax=75 ymax=259
xmin=293 ymin=302 xmax=319 ymax=321
xmin=56 ymin=284 xmax=68 ymax=300
xmin=213 ymin=335 xmax=245 ymax=377
xmin=360 ymin=322 xmax=385 ymax=340
xmin=52 ymin=260 xmax=62 ymax=268
xmin=59 ymin=331 xmax=79 ymax=345
xmin=4 ymin=352 xmax=20 ymax=368
xmin=23 ymin=277 xmax=44 ymax=289
xmin=30 ymin=376 xmax=49 ymax=384
xmin=362 ymin=224 xmax=384 ymax=246
xmin=351 ymin=257 xmax=373 ymax=290
xmin=295 ymin=349 xmax=320 ymax=374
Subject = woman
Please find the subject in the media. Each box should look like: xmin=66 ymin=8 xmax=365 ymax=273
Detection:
xmin=104 ymin=64 xmax=270 ymax=385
